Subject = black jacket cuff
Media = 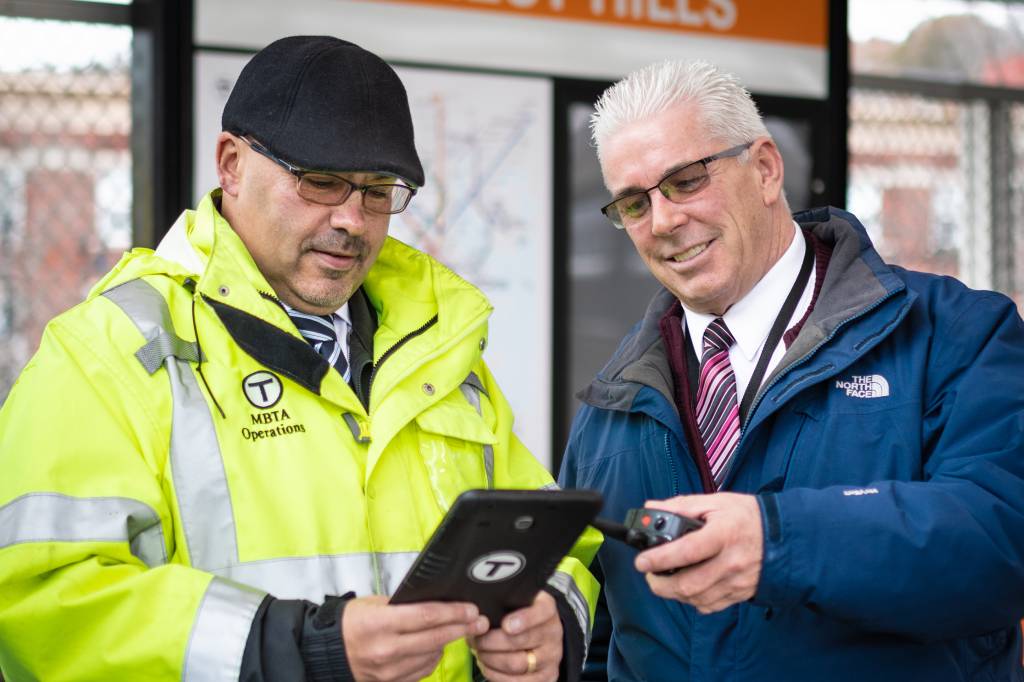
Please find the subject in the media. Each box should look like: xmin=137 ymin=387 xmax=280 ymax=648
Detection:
xmin=301 ymin=592 xmax=356 ymax=682
xmin=240 ymin=592 xmax=356 ymax=682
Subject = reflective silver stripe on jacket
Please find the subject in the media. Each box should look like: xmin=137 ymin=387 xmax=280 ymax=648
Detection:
xmin=460 ymin=372 xmax=494 ymax=488
xmin=0 ymin=492 xmax=166 ymax=567
xmin=183 ymin=577 xmax=266 ymax=682
xmin=379 ymin=551 xmax=420 ymax=596
xmin=211 ymin=551 xmax=418 ymax=601
xmin=103 ymin=280 xmax=239 ymax=572
xmin=547 ymin=570 xmax=592 ymax=662
xmin=103 ymin=279 xmax=414 ymax=602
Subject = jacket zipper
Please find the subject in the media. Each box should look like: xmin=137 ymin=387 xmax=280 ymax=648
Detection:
xmin=663 ymin=431 xmax=681 ymax=497
xmin=348 ymin=311 xmax=437 ymax=595
xmin=261 ymin=288 xmax=441 ymax=400
xmin=367 ymin=315 xmax=439 ymax=396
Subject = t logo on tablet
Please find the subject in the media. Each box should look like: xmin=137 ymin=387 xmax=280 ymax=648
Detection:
xmin=469 ymin=551 xmax=526 ymax=582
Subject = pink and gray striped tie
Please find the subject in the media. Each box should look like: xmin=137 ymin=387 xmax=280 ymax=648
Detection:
xmin=696 ymin=318 xmax=741 ymax=488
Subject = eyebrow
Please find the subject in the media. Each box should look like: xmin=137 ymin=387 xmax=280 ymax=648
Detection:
xmin=661 ymin=157 xmax=702 ymax=180
xmin=609 ymin=184 xmax=645 ymax=202
xmin=609 ymin=157 xmax=702 ymax=202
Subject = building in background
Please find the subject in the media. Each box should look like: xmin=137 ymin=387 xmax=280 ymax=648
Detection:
xmin=0 ymin=17 xmax=132 ymax=403
xmin=849 ymin=0 xmax=1024 ymax=308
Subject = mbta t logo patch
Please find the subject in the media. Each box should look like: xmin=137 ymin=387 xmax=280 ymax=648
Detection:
xmin=243 ymin=371 xmax=283 ymax=408
xmin=468 ymin=551 xmax=526 ymax=583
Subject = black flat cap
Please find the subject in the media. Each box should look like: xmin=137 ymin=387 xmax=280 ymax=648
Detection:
xmin=222 ymin=35 xmax=424 ymax=187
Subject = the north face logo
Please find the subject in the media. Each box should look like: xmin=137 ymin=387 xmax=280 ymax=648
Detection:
xmin=835 ymin=374 xmax=890 ymax=398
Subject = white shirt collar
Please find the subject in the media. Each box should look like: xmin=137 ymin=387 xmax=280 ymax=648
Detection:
xmin=682 ymin=221 xmax=803 ymax=361
xmin=281 ymin=300 xmax=350 ymax=318
xmin=334 ymin=302 xmax=352 ymax=328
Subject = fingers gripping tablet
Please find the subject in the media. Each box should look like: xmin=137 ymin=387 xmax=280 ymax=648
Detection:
xmin=390 ymin=489 xmax=602 ymax=627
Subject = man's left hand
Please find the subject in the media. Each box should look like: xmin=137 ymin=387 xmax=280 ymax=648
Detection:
xmin=635 ymin=492 xmax=764 ymax=614
xmin=468 ymin=589 xmax=562 ymax=681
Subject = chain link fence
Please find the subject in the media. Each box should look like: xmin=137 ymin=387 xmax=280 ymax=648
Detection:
xmin=0 ymin=17 xmax=132 ymax=404
xmin=1011 ymin=104 xmax=1024 ymax=307
xmin=850 ymin=89 xmax=981 ymax=284
xmin=849 ymin=86 xmax=1022 ymax=312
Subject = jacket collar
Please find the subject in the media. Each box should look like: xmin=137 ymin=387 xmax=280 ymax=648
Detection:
xmin=109 ymin=190 xmax=493 ymax=401
xmin=779 ymin=206 xmax=907 ymax=376
xmin=144 ymin=190 xmax=492 ymax=338
xmin=579 ymin=207 xmax=909 ymax=413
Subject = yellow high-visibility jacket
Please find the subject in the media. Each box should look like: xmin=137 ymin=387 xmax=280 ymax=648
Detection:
xmin=0 ymin=192 xmax=600 ymax=681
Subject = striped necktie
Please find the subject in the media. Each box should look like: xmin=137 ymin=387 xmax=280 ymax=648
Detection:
xmin=288 ymin=310 xmax=350 ymax=381
xmin=696 ymin=318 xmax=740 ymax=488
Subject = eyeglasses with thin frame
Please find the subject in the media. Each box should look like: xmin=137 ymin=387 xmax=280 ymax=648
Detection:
xmin=242 ymin=137 xmax=417 ymax=214
xmin=600 ymin=141 xmax=753 ymax=230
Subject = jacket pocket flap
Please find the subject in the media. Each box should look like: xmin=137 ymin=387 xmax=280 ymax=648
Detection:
xmin=415 ymin=400 xmax=499 ymax=445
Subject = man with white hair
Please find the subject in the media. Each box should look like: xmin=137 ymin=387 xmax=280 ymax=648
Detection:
xmin=559 ymin=59 xmax=1024 ymax=680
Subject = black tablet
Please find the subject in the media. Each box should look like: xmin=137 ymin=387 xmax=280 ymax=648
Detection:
xmin=390 ymin=488 xmax=602 ymax=626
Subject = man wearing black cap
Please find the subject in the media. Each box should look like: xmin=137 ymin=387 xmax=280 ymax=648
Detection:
xmin=0 ymin=36 xmax=599 ymax=681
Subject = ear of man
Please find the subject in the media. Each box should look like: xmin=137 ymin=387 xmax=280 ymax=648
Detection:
xmin=216 ymin=132 xmax=245 ymax=199
xmin=749 ymin=137 xmax=785 ymax=208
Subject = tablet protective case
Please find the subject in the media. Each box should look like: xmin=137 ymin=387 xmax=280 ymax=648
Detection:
xmin=389 ymin=488 xmax=602 ymax=626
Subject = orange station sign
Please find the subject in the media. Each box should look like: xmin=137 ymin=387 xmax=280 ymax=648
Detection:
xmin=371 ymin=0 xmax=828 ymax=48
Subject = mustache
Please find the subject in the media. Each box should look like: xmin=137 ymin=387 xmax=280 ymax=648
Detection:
xmin=304 ymin=233 xmax=369 ymax=259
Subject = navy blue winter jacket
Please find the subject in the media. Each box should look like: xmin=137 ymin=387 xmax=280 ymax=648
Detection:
xmin=559 ymin=207 xmax=1024 ymax=681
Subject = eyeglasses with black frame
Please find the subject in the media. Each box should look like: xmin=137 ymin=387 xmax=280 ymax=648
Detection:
xmin=242 ymin=137 xmax=417 ymax=214
xmin=600 ymin=141 xmax=753 ymax=230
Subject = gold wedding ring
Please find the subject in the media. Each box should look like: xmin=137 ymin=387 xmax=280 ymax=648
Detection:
xmin=525 ymin=649 xmax=538 ymax=674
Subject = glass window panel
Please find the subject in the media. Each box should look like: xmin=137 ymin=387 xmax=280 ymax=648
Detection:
xmin=1011 ymin=105 xmax=1024 ymax=309
xmin=566 ymin=103 xmax=662 ymax=444
xmin=848 ymin=90 xmax=978 ymax=285
xmin=564 ymin=102 xmax=818 ymax=440
xmin=0 ymin=17 xmax=132 ymax=404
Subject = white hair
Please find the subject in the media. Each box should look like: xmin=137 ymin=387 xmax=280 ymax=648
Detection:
xmin=590 ymin=60 xmax=770 ymax=161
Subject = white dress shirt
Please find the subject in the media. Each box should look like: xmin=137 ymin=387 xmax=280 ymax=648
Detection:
xmin=681 ymin=222 xmax=815 ymax=401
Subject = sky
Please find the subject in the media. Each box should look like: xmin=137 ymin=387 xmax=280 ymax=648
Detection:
xmin=0 ymin=0 xmax=130 ymax=71
xmin=848 ymin=0 xmax=1023 ymax=43
xmin=0 ymin=18 xmax=130 ymax=71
